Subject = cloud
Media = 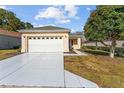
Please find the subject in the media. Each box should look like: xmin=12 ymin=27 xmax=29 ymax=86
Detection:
xmin=0 ymin=6 xmax=13 ymax=10
xmin=35 ymin=7 xmax=65 ymax=20
xmin=65 ymin=5 xmax=78 ymax=17
xmin=0 ymin=5 xmax=7 ymax=9
xmin=86 ymin=7 xmax=91 ymax=12
xmin=56 ymin=19 xmax=71 ymax=24
xmin=34 ymin=5 xmax=79 ymax=24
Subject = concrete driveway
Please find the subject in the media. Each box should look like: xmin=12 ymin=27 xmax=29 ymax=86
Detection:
xmin=0 ymin=53 xmax=65 ymax=87
xmin=0 ymin=52 xmax=98 ymax=88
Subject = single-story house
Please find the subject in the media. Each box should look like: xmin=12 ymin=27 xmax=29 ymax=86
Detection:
xmin=19 ymin=26 xmax=83 ymax=52
xmin=0 ymin=28 xmax=21 ymax=49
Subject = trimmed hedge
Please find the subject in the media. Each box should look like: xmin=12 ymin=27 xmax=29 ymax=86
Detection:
xmin=81 ymin=46 xmax=96 ymax=50
xmin=80 ymin=49 xmax=109 ymax=56
xmin=82 ymin=46 xmax=110 ymax=52
xmin=81 ymin=46 xmax=124 ymax=57
xmin=115 ymin=48 xmax=124 ymax=56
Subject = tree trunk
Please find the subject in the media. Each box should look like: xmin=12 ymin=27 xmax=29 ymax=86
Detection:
xmin=110 ymin=46 xmax=115 ymax=58
xmin=110 ymin=40 xmax=116 ymax=58
xmin=100 ymin=40 xmax=116 ymax=58
xmin=95 ymin=41 xmax=98 ymax=50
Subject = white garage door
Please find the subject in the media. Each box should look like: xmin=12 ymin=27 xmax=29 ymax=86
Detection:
xmin=28 ymin=36 xmax=63 ymax=52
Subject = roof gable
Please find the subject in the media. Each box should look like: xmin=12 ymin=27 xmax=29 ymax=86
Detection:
xmin=19 ymin=26 xmax=70 ymax=33
xmin=31 ymin=26 xmax=70 ymax=30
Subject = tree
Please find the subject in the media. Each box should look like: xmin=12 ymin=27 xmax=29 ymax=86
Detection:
xmin=84 ymin=5 xmax=124 ymax=58
xmin=24 ymin=22 xmax=33 ymax=29
xmin=0 ymin=8 xmax=33 ymax=31
xmin=18 ymin=21 xmax=26 ymax=30
xmin=17 ymin=22 xmax=33 ymax=30
xmin=119 ymin=32 xmax=124 ymax=40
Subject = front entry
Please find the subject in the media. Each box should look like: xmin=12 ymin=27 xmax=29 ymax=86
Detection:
xmin=69 ymin=39 xmax=78 ymax=49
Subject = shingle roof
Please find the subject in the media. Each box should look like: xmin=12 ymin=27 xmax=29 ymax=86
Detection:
xmin=0 ymin=28 xmax=21 ymax=38
xmin=69 ymin=32 xmax=86 ymax=40
xmin=19 ymin=26 xmax=70 ymax=33
xmin=69 ymin=32 xmax=83 ymax=38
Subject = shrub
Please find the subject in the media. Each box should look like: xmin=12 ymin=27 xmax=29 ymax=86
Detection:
xmin=82 ymin=49 xmax=109 ymax=56
xmin=81 ymin=46 xmax=89 ymax=49
xmin=115 ymin=47 xmax=124 ymax=56
xmin=13 ymin=46 xmax=20 ymax=49
xmin=82 ymin=46 xmax=110 ymax=51
xmin=83 ymin=46 xmax=97 ymax=50
xmin=81 ymin=46 xmax=124 ymax=57
xmin=98 ymin=46 xmax=110 ymax=52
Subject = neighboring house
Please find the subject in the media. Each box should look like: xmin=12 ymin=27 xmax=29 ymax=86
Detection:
xmin=83 ymin=40 xmax=124 ymax=47
xmin=0 ymin=28 xmax=21 ymax=49
xmin=19 ymin=26 xmax=83 ymax=52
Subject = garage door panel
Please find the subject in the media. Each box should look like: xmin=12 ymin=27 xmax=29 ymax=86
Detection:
xmin=28 ymin=38 xmax=63 ymax=52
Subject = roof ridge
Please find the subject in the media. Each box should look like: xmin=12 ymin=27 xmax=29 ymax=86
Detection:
xmin=35 ymin=25 xmax=69 ymax=29
xmin=19 ymin=26 xmax=70 ymax=33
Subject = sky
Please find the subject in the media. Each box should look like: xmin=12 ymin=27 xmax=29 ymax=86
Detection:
xmin=0 ymin=5 xmax=96 ymax=32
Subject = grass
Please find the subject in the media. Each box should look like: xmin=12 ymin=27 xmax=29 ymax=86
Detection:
xmin=64 ymin=55 xmax=124 ymax=88
xmin=0 ymin=49 xmax=20 ymax=61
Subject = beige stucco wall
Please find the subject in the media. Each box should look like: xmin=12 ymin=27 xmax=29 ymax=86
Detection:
xmin=21 ymin=32 xmax=69 ymax=52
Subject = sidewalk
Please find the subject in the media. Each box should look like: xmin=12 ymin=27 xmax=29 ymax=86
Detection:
xmin=64 ymin=49 xmax=87 ymax=56
xmin=73 ymin=49 xmax=87 ymax=56
xmin=65 ymin=70 xmax=99 ymax=88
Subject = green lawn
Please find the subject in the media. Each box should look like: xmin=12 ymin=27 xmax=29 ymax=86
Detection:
xmin=0 ymin=49 xmax=20 ymax=60
xmin=64 ymin=55 xmax=124 ymax=88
